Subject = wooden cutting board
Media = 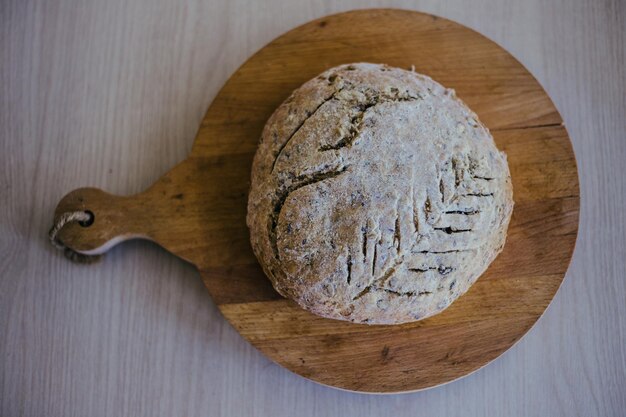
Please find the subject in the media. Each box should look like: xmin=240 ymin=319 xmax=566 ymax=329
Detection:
xmin=52 ymin=9 xmax=579 ymax=393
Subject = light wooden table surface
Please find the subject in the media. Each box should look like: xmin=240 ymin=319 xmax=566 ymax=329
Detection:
xmin=1 ymin=0 xmax=624 ymax=416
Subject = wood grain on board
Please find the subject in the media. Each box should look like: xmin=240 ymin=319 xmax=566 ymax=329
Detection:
xmin=53 ymin=9 xmax=579 ymax=392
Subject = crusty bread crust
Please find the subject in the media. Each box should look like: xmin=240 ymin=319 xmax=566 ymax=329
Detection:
xmin=247 ymin=63 xmax=513 ymax=324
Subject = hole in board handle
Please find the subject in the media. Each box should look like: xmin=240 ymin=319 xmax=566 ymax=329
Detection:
xmin=78 ymin=210 xmax=95 ymax=227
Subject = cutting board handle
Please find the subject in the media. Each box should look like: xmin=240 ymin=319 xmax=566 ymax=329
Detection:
xmin=50 ymin=160 xmax=196 ymax=260
xmin=51 ymin=154 xmax=251 ymax=265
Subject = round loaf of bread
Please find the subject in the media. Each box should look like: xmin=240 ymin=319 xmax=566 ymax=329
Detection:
xmin=247 ymin=63 xmax=513 ymax=324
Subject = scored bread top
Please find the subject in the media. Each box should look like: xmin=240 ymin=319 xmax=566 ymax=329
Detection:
xmin=247 ymin=63 xmax=513 ymax=324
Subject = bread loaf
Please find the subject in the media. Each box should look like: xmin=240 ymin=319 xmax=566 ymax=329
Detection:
xmin=247 ymin=63 xmax=513 ymax=324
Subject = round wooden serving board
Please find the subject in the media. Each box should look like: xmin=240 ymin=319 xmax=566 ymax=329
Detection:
xmin=53 ymin=9 xmax=579 ymax=393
